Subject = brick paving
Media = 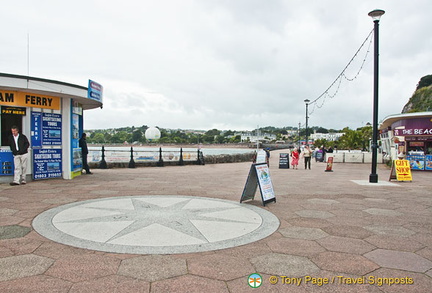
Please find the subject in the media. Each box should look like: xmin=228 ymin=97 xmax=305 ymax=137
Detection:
xmin=1 ymin=149 xmax=432 ymax=292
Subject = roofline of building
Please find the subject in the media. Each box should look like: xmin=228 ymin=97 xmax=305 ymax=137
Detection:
xmin=379 ymin=112 xmax=432 ymax=130
xmin=0 ymin=72 xmax=87 ymax=90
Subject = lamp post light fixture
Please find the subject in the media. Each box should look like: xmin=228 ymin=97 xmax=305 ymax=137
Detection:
xmin=304 ymin=99 xmax=310 ymax=146
xmin=368 ymin=9 xmax=385 ymax=183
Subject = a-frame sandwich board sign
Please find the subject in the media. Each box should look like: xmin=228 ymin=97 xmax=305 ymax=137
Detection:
xmin=389 ymin=159 xmax=412 ymax=182
xmin=240 ymin=163 xmax=276 ymax=206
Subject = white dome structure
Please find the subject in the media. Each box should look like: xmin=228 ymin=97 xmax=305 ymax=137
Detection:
xmin=145 ymin=127 xmax=161 ymax=141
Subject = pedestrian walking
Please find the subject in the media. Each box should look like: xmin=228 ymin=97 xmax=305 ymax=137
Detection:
xmin=291 ymin=148 xmax=299 ymax=169
xmin=303 ymin=145 xmax=312 ymax=169
xmin=8 ymin=126 xmax=30 ymax=185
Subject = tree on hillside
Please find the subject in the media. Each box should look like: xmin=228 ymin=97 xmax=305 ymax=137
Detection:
xmin=91 ymin=132 xmax=105 ymax=143
xmin=315 ymin=127 xmax=329 ymax=134
xmin=132 ymin=130 xmax=143 ymax=142
xmin=202 ymin=129 xmax=221 ymax=143
xmin=111 ymin=131 xmax=131 ymax=143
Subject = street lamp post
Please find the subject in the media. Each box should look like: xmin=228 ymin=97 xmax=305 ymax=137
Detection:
xmin=304 ymin=99 xmax=310 ymax=146
xmin=368 ymin=9 xmax=385 ymax=183
xmin=298 ymin=122 xmax=301 ymax=148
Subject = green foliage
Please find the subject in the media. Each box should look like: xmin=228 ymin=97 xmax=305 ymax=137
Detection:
xmin=315 ymin=127 xmax=329 ymax=133
xmin=337 ymin=126 xmax=372 ymax=150
xmin=416 ymin=74 xmax=432 ymax=90
xmin=406 ymin=86 xmax=432 ymax=112
xmin=85 ymin=125 xmax=360 ymax=147
xmin=313 ymin=138 xmax=329 ymax=148
xmin=403 ymin=74 xmax=432 ymax=113
xmin=90 ymin=132 xmax=105 ymax=143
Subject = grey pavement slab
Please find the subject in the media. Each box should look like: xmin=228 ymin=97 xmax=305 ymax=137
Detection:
xmin=364 ymin=249 xmax=432 ymax=273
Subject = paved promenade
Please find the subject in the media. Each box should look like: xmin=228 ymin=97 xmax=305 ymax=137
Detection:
xmin=1 ymin=150 xmax=432 ymax=292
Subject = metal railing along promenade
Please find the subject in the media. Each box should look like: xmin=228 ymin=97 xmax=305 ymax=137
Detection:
xmin=88 ymin=146 xmax=204 ymax=168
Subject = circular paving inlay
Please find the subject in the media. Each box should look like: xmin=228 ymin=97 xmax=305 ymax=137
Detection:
xmin=33 ymin=195 xmax=279 ymax=254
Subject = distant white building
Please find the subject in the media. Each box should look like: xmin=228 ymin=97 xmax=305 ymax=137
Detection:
xmin=310 ymin=132 xmax=344 ymax=141
xmin=239 ymin=132 xmax=276 ymax=143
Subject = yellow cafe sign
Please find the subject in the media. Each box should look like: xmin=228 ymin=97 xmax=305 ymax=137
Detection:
xmin=0 ymin=90 xmax=60 ymax=110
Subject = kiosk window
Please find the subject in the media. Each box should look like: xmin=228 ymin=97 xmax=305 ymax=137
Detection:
xmin=407 ymin=141 xmax=425 ymax=154
xmin=426 ymin=142 xmax=432 ymax=155
xmin=1 ymin=109 xmax=23 ymax=146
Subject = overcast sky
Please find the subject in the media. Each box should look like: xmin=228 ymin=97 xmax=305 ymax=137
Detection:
xmin=2 ymin=0 xmax=431 ymax=131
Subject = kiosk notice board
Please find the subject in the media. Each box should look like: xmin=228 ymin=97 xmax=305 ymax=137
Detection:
xmin=240 ymin=163 xmax=276 ymax=206
xmin=0 ymin=150 xmax=14 ymax=176
xmin=279 ymin=153 xmax=289 ymax=169
xmin=33 ymin=149 xmax=62 ymax=180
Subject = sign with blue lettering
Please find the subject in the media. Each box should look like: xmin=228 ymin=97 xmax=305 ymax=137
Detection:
xmin=88 ymin=80 xmax=103 ymax=103
xmin=31 ymin=111 xmax=43 ymax=148
xmin=0 ymin=150 xmax=14 ymax=176
xmin=42 ymin=113 xmax=62 ymax=146
xmin=33 ymin=149 xmax=62 ymax=180
xmin=32 ymin=112 xmax=62 ymax=147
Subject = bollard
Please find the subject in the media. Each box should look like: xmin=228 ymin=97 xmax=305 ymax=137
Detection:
xmin=157 ymin=147 xmax=164 ymax=167
xmin=178 ymin=148 xmax=184 ymax=166
xmin=128 ymin=147 xmax=136 ymax=168
xmin=99 ymin=146 xmax=107 ymax=169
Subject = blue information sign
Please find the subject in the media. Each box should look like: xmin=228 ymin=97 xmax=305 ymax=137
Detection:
xmin=42 ymin=113 xmax=62 ymax=146
xmin=88 ymin=80 xmax=103 ymax=102
xmin=31 ymin=112 xmax=43 ymax=148
xmin=32 ymin=112 xmax=62 ymax=147
xmin=33 ymin=149 xmax=62 ymax=180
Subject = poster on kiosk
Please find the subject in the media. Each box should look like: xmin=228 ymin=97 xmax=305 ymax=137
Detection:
xmin=31 ymin=111 xmax=63 ymax=180
xmin=71 ymin=101 xmax=83 ymax=178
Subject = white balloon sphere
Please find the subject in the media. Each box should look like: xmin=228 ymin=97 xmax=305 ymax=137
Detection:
xmin=145 ymin=127 xmax=161 ymax=141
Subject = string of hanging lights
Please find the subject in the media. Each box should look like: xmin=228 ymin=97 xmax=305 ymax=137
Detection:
xmin=308 ymin=29 xmax=374 ymax=116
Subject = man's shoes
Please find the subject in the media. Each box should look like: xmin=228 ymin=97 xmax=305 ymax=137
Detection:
xmin=21 ymin=182 xmax=26 ymax=185
xmin=9 ymin=182 xmax=19 ymax=186
xmin=86 ymin=171 xmax=93 ymax=175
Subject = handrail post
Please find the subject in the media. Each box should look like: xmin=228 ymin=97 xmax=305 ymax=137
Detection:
xmin=179 ymin=148 xmax=184 ymax=166
xmin=99 ymin=145 xmax=107 ymax=169
xmin=128 ymin=147 xmax=136 ymax=168
xmin=157 ymin=147 xmax=164 ymax=167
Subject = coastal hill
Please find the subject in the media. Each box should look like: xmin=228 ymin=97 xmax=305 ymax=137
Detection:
xmin=402 ymin=74 xmax=432 ymax=113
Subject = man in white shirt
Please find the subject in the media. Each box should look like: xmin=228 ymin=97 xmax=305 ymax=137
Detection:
xmin=7 ymin=126 xmax=30 ymax=186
